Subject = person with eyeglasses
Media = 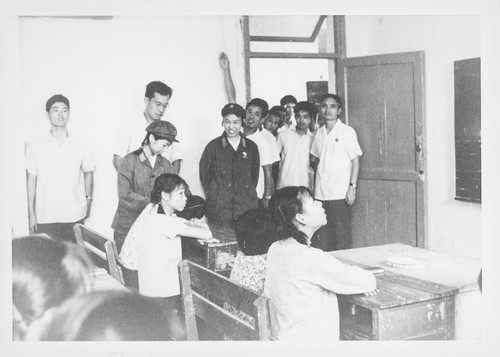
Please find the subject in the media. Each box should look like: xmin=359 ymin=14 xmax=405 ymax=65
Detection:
xmin=112 ymin=81 xmax=183 ymax=174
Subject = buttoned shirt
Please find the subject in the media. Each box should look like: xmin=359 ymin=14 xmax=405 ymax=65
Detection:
xmin=114 ymin=115 xmax=182 ymax=163
xmin=111 ymin=148 xmax=176 ymax=234
xmin=25 ymin=131 xmax=95 ymax=223
xmin=246 ymin=130 xmax=273 ymax=199
xmin=199 ymin=132 xmax=260 ymax=223
xmin=310 ymin=121 xmax=362 ymax=200
xmin=276 ymin=127 xmax=314 ymax=190
xmin=264 ymin=238 xmax=376 ymax=341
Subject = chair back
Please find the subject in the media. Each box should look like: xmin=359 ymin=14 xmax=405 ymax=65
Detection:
xmin=73 ymin=223 xmax=124 ymax=285
xmin=178 ymin=260 xmax=273 ymax=341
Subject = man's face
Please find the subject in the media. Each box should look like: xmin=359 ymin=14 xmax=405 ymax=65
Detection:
xmin=295 ymin=110 xmax=311 ymax=131
xmin=222 ymin=114 xmax=242 ymax=138
xmin=320 ymin=97 xmax=341 ymax=122
xmin=284 ymin=102 xmax=295 ymax=119
xmin=47 ymin=102 xmax=70 ymax=127
xmin=244 ymin=105 xmax=263 ymax=129
xmin=264 ymin=114 xmax=280 ymax=135
xmin=144 ymin=92 xmax=170 ymax=121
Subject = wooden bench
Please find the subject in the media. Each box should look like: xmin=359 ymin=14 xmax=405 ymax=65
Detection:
xmin=178 ymin=260 xmax=274 ymax=341
xmin=73 ymin=223 xmax=124 ymax=285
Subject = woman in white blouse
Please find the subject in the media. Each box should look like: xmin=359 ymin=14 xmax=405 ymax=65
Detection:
xmin=264 ymin=186 xmax=378 ymax=341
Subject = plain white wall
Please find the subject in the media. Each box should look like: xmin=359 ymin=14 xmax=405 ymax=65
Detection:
xmin=345 ymin=15 xmax=481 ymax=258
xmin=16 ymin=15 xmax=246 ymax=238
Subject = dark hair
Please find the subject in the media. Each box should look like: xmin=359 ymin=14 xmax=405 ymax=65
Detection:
xmin=145 ymin=81 xmax=173 ymax=99
xmin=270 ymin=105 xmax=287 ymax=128
xmin=294 ymin=101 xmax=317 ymax=117
xmin=235 ymin=209 xmax=275 ymax=256
xmin=150 ymin=174 xmax=187 ymax=204
xmin=45 ymin=94 xmax=70 ymax=112
xmin=12 ymin=236 xmax=92 ymax=330
xmin=140 ymin=132 xmax=173 ymax=147
xmin=268 ymin=187 xmax=312 ymax=246
xmin=25 ymin=291 xmax=176 ymax=341
xmin=176 ymin=195 xmax=206 ymax=220
xmin=246 ymin=98 xmax=269 ymax=118
xmin=280 ymin=95 xmax=297 ymax=107
xmin=321 ymin=93 xmax=342 ymax=109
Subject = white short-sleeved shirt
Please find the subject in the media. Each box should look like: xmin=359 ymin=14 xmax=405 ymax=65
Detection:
xmin=310 ymin=121 xmax=362 ymax=200
xmin=276 ymin=127 xmax=314 ymax=190
xmin=246 ymin=130 xmax=273 ymax=199
xmin=138 ymin=205 xmax=187 ymax=297
xmin=25 ymin=132 xmax=95 ymax=223
xmin=114 ymin=115 xmax=182 ymax=163
xmin=264 ymin=238 xmax=376 ymax=341
xmin=260 ymin=128 xmax=280 ymax=164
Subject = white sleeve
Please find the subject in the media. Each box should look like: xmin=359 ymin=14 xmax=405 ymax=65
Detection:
xmin=345 ymin=127 xmax=362 ymax=160
xmin=25 ymin=141 xmax=38 ymax=175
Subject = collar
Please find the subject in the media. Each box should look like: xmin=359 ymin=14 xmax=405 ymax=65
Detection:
xmin=46 ymin=130 xmax=73 ymax=142
xmin=221 ymin=132 xmax=246 ymax=148
xmin=293 ymin=126 xmax=312 ymax=137
xmin=138 ymin=145 xmax=156 ymax=163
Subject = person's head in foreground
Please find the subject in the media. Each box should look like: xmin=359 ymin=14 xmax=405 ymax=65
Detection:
xmin=235 ymin=208 xmax=275 ymax=256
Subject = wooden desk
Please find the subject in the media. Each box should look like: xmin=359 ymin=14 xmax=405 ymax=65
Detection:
xmin=331 ymin=244 xmax=482 ymax=340
xmin=91 ymin=269 xmax=128 ymax=292
xmin=181 ymin=222 xmax=238 ymax=277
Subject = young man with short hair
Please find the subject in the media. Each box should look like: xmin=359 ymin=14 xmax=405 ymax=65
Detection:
xmin=199 ymin=103 xmax=260 ymax=224
xmin=113 ymin=81 xmax=182 ymax=174
xmin=278 ymin=95 xmax=298 ymax=132
xmin=310 ymin=94 xmax=361 ymax=251
xmin=26 ymin=94 xmax=95 ymax=243
xmin=276 ymin=101 xmax=316 ymax=190
xmin=243 ymin=98 xmax=277 ymax=208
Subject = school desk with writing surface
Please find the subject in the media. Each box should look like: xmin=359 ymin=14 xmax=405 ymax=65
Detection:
xmin=181 ymin=222 xmax=238 ymax=277
xmin=331 ymin=243 xmax=481 ymax=340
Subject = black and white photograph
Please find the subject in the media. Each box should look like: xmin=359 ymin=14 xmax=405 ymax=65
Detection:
xmin=1 ymin=0 xmax=499 ymax=355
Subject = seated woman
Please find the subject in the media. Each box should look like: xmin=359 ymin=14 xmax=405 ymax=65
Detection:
xmin=25 ymin=291 xmax=177 ymax=341
xmin=137 ymin=174 xmax=216 ymax=340
xmin=12 ymin=235 xmax=93 ymax=340
xmin=264 ymin=186 xmax=378 ymax=341
xmin=226 ymin=208 xmax=275 ymax=325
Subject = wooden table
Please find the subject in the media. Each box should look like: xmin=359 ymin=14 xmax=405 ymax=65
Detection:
xmin=331 ymin=243 xmax=482 ymax=340
xmin=181 ymin=222 xmax=238 ymax=277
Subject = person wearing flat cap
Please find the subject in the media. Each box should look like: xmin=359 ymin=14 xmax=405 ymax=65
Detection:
xmin=199 ymin=103 xmax=260 ymax=225
xmin=112 ymin=121 xmax=178 ymax=255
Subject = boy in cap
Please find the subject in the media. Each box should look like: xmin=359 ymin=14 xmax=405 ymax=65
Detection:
xmin=243 ymin=98 xmax=278 ymax=208
xmin=113 ymin=81 xmax=183 ymax=174
xmin=26 ymin=94 xmax=95 ymax=243
xmin=276 ymin=101 xmax=316 ymax=190
xmin=112 ymin=120 xmax=178 ymax=253
xmin=199 ymin=103 xmax=260 ymax=224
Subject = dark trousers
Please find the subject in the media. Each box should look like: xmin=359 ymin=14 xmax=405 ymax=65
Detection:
xmin=113 ymin=230 xmax=127 ymax=254
xmin=153 ymin=295 xmax=187 ymax=341
xmin=37 ymin=220 xmax=82 ymax=243
xmin=312 ymin=199 xmax=352 ymax=251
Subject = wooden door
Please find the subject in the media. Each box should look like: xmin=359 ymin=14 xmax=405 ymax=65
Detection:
xmin=337 ymin=51 xmax=425 ymax=248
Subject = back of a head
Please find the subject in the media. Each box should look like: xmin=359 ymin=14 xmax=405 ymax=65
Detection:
xmin=12 ymin=236 xmax=92 ymax=327
xmin=27 ymin=291 xmax=175 ymax=341
xmin=235 ymin=208 xmax=275 ymax=256
xmin=176 ymin=195 xmax=206 ymax=220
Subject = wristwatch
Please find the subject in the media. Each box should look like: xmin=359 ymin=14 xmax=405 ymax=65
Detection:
xmin=349 ymin=183 xmax=357 ymax=189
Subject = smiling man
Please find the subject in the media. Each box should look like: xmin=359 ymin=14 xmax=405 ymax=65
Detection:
xmin=26 ymin=94 xmax=95 ymax=243
xmin=113 ymin=81 xmax=182 ymax=174
xmin=199 ymin=103 xmax=260 ymax=224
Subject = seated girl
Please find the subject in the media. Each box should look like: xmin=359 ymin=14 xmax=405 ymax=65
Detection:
xmin=25 ymin=291 xmax=177 ymax=341
xmin=226 ymin=208 xmax=275 ymax=325
xmin=12 ymin=235 xmax=93 ymax=340
xmin=264 ymin=186 xmax=378 ymax=341
xmin=137 ymin=174 xmax=216 ymax=339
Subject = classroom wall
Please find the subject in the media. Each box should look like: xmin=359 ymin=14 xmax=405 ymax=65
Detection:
xmin=345 ymin=15 xmax=481 ymax=258
xmin=13 ymin=15 xmax=247 ymax=238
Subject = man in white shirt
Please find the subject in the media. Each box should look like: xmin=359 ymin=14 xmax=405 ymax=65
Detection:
xmin=113 ymin=81 xmax=182 ymax=174
xmin=310 ymin=94 xmax=361 ymax=251
xmin=243 ymin=98 xmax=276 ymax=208
xmin=278 ymin=95 xmax=297 ymax=133
xmin=276 ymin=101 xmax=316 ymax=190
xmin=26 ymin=94 xmax=95 ymax=243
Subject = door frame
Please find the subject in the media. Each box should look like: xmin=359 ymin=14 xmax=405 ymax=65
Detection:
xmin=337 ymin=51 xmax=427 ymax=248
